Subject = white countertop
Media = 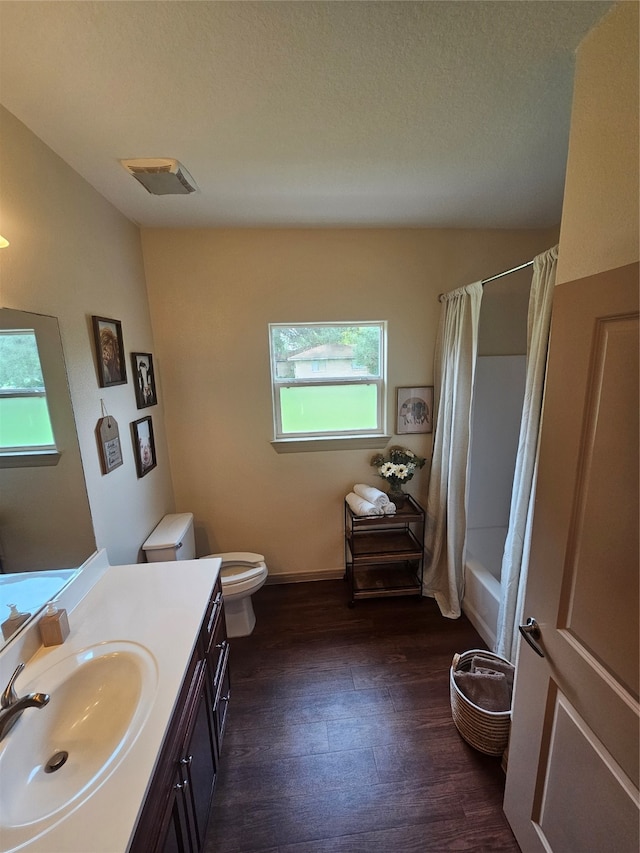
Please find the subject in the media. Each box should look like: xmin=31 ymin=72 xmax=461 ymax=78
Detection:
xmin=0 ymin=557 xmax=221 ymax=853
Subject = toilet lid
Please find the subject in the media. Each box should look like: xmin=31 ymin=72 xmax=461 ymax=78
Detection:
xmin=219 ymin=562 xmax=267 ymax=586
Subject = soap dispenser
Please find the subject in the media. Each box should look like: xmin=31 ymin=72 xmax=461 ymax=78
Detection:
xmin=1 ymin=603 xmax=31 ymax=640
xmin=39 ymin=602 xmax=70 ymax=647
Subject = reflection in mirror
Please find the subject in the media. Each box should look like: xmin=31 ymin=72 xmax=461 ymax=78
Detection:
xmin=0 ymin=309 xmax=96 ymax=648
xmin=0 ymin=569 xmax=78 ymax=639
xmin=0 ymin=328 xmax=56 ymax=453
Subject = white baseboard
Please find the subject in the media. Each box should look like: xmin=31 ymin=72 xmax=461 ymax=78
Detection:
xmin=266 ymin=567 xmax=344 ymax=585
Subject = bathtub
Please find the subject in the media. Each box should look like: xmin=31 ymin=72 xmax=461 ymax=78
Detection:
xmin=462 ymin=526 xmax=507 ymax=649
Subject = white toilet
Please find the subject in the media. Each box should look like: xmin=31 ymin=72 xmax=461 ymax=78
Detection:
xmin=142 ymin=513 xmax=268 ymax=638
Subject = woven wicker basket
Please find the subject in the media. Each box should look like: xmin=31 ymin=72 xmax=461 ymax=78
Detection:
xmin=449 ymin=648 xmax=512 ymax=756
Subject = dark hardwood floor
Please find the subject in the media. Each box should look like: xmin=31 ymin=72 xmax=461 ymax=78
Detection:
xmin=204 ymin=580 xmax=520 ymax=853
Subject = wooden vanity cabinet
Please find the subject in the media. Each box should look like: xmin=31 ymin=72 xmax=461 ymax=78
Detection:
xmin=128 ymin=576 xmax=229 ymax=853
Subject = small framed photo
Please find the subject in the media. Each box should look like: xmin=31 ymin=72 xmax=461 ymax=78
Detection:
xmin=131 ymin=352 xmax=157 ymax=408
xmin=131 ymin=415 xmax=156 ymax=478
xmin=396 ymin=386 xmax=434 ymax=434
xmin=92 ymin=316 xmax=127 ymax=387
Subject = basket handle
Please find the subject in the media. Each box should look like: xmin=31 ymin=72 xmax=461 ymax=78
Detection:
xmin=451 ymin=652 xmax=461 ymax=670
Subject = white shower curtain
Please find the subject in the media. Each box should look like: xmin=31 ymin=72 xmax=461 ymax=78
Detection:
xmin=422 ymin=281 xmax=483 ymax=618
xmin=495 ymin=246 xmax=558 ymax=661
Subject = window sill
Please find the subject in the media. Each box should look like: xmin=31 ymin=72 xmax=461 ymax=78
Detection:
xmin=0 ymin=449 xmax=61 ymax=469
xmin=271 ymin=435 xmax=392 ymax=454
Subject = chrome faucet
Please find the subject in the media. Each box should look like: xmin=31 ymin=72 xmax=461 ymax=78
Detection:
xmin=0 ymin=663 xmax=50 ymax=741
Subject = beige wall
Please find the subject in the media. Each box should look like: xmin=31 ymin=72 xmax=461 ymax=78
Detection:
xmin=0 ymin=107 xmax=175 ymax=565
xmin=141 ymin=227 xmax=556 ymax=579
xmin=557 ymin=1 xmax=639 ymax=284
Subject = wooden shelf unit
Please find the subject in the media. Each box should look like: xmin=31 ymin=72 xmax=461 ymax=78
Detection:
xmin=344 ymin=494 xmax=425 ymax=606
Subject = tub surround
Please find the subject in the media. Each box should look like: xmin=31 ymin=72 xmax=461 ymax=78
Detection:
xmin=462 ymin=529 xmax=506 ymax=649
xmin=462 ymin=355 xmax=527 ymax=650
xmin=0 ymin=556 xmax=221 ymax=853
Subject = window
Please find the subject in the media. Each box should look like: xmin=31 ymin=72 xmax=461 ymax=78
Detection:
xmin=0 ymin=329 xmax=56 ymax=454
xmin=269 ymin=322 xmax=387 ymax=444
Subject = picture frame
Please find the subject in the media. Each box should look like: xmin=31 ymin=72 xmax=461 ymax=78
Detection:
xmin=131 ymin=352 xmax=157 ymax=408
xmin=92 ymin=316 xmax=127 ymax=387
xmin=131 ymin=415 xmax=156 ymax=478
xmin=396 ymin=386 xmax=434 ymax=434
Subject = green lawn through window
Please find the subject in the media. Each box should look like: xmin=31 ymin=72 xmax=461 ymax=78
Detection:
xmin=280 ymin=384 xmax=377 ymax=434
xmin=0 ymin=397 xmax=55 ymax=448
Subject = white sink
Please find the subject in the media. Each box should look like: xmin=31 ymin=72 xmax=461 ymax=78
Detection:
xmin=0 ymin=641 xmax=157 ymax=850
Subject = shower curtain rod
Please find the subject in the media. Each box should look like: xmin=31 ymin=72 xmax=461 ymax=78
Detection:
xmin=438 ymin=259 xmax=534 ymax=300
xmin=481 ymin=259 xmax=533 ymax=285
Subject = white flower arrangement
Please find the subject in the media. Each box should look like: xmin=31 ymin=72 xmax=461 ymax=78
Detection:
xmin=371 ymin=445 xmax=426 ymax=490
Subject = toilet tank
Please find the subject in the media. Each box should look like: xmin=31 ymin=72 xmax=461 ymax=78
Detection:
xmin=142 ymin=513 xmax=195 ymax=562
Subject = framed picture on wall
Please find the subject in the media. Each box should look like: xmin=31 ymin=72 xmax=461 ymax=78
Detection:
xmin=131 ymin=352 xmax=157 ymax=408
xmin=131 ymin=415 xmax=156 ymax=478
xmin=396 ymin=386 xmax=434 ymax=434
xmin=92 ymin=316 xmax=127 ymax=387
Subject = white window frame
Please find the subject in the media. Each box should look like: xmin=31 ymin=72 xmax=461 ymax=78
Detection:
xmin=269 ymin=321 xmax=390 ymax=451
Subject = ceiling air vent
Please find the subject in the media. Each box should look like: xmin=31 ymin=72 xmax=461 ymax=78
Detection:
xmin=120 ymin=158 xmax=198 ymax=195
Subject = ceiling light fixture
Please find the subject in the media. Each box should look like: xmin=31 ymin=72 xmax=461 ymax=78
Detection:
xmin=0 ymin=235 xmax=9 ymax=248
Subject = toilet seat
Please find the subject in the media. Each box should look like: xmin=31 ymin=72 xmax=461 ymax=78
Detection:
xmin=212 ymin=551 xmax=265 ymax=567
xmin=203 ymin=553 xmax=268 ymax=599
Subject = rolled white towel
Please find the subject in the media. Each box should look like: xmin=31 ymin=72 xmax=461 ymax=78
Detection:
xmin=382 ymin=501 xmax=396 ymax=515
xmin=346 ymin=492 xmax=383 ymax=516
xmin=353 ymin=483 xmax=390 ymax=510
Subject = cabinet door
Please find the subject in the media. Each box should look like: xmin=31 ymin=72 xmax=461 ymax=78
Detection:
xmin=214 ymin=647 xmax=231 ymax=752
xmin=129 ymin=649 xmax=200 ymax=853
xmin=160 ymin=767 xmax=197 ymax=853
xmin=181 ymin=661 xmax=217 ymax=850
xmin=130 ymin=661 xmax=215 ymax=853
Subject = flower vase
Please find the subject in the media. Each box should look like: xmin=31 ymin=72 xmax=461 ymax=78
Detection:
xmin=388 ymin=485 xmax=407 ymax=509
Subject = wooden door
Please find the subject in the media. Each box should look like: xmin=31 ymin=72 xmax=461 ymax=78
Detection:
xmin=504 ymin=263 xmax=639 ymax=852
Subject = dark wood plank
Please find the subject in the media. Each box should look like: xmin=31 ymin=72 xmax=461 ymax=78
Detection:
xmin=204 ymin=581 xmax=520 ymax=853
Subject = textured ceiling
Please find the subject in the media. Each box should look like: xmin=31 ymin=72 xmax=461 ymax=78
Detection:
xmin=0 ymin=1 xmax=612 ymax=229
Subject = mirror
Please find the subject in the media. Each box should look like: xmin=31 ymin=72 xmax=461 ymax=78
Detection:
xmin=0 ymin=308 xmax=96 ymax=647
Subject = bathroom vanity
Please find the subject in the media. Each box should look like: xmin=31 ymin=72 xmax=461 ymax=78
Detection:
xmin=0 ymin=555 xmax=226 ymax=853
xmin=129 ymin=574 xmax=229 ymax=853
